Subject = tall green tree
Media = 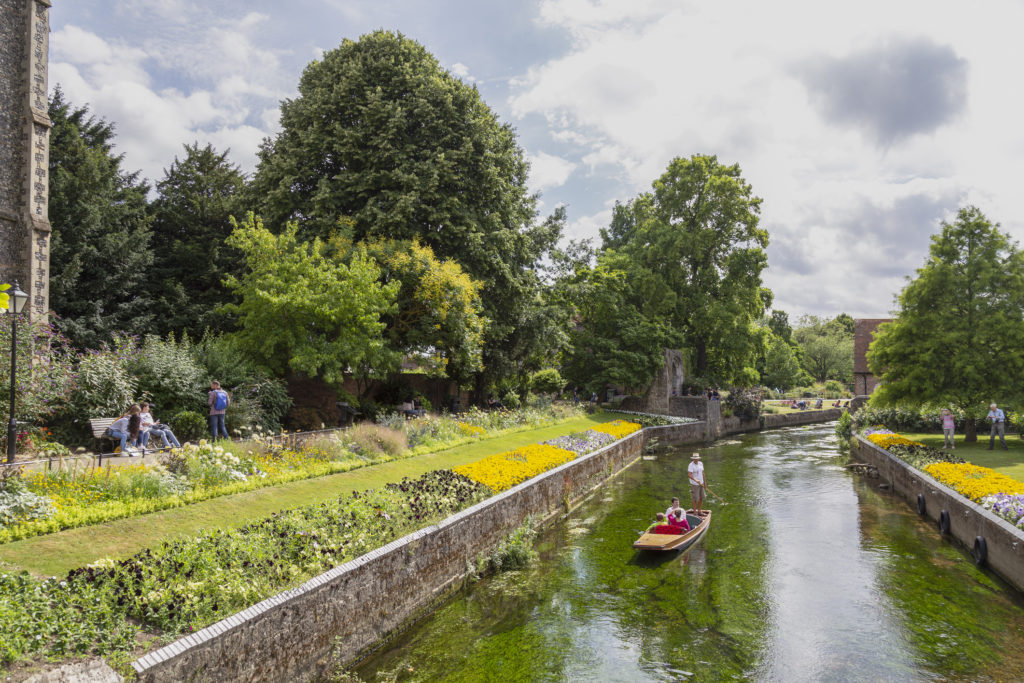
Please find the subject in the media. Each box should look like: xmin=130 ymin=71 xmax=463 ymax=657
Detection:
xmin=868 ymin=206 xmax=1024 ymax=441
xmin=601 ymin=154 xmax=771 ymax=384
xmin=223 ymin=213 xmax=398 ymax=384
xmin=793 ymin=315 xmax=854 ymax=383
xmin=760 ymin=333 xmax=805 ymax=390
xmin=249 ymin=30 xmax=560 ymax=394
xmin=149 ymin=143 xmax=246 ymax=338
xmin=48 ymin=89 xmax=154 ymax=348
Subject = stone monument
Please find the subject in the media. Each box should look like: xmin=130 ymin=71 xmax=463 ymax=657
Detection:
xmin=0 ymin=0 xmax=51 ymax=321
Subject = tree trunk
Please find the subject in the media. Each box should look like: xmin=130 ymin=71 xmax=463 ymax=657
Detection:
xmin=965 ymin=419 xmax=977 ymax=443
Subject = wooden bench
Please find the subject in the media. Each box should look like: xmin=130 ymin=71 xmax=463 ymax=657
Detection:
xmin=89 ymin=417 xmax=119 ymax=456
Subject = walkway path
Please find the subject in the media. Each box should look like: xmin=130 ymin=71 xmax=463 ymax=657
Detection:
xmin=0 ymin=413 xmax=620 ymax=577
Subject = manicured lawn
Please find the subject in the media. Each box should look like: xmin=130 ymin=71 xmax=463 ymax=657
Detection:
xmin=0 ymin=412 xmax=623 ymax=577
xmin=902 ymin=432 xmax=1024 ymax=482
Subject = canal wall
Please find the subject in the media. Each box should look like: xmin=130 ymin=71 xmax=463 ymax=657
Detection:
xmin=851 ymin=435 xmax=1024 ymax=593
xmin=130 ymin=411 xmax=840 ymax=682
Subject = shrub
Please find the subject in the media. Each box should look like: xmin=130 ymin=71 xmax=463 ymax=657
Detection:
xmin=0 ymin=319 xmax=76 ymax=433
xmin=500 ymin=390 xmax=521 ymax=410
xmin=346 ymin=423 xmax=407 ymax=459
xmin=835 ymin=410 xmax=852 ymax=441
xmin=725 ymin=387 xmax=762 ymax=420
xmin=128 ymin=335 xmax=206 ymax=417
xmin=171 ymin=410 xmax=207 ymax=442
xmin=0 ymin=489 xmax=55 ymax=527
xmin=530 ymin=368 xmax=565 ymax=396
xmin=478 ymin=519 xmax=537 ymax=574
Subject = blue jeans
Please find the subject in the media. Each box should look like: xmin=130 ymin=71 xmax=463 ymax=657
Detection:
xmin=141 ymin=428 xmax=181 ymax=449
xmin=107 ymin=428 xmax=129 ymax=453
xmin=209 ymin=414 xmax=228 ymax=440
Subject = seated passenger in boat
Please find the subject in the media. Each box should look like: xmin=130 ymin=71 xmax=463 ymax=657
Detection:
xmin=645 ymin=512 xmax=666 ymax=531
xmin=668 ymin=508 xmax=691 ymax=532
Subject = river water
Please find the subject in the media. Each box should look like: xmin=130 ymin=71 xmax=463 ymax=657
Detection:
xmin=354 ymin=424 xmax=1024 ymax=682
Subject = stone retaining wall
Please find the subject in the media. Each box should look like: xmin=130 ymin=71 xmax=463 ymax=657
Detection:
xmin=131 ymin=412 xmax=840 ymax=682
xmin=852 ymin=435 xmax=1024 ymax=593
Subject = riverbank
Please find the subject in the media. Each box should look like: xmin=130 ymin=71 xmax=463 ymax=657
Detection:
xmin=851 ymin=434 xmax=1024 ymax=594
xmin=128 ymin=410 xmax=839 ymax=682
xmin=0 ymin=413 xmax=622 ymax=577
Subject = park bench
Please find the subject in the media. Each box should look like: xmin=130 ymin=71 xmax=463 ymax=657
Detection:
xmin=90 ymin=417 xmax=117 ymax=453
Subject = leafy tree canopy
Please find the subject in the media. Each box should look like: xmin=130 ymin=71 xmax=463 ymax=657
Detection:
xmin=149 ymin=143 xmax=246 ymax=338
xmin=223 ymin=213 xmax=398 ymax=384
xmin=355 ymin=238 xmax=486 ymax=383
xmin=48 ymin=89 xmax=154 ymax=349
xmin=598 ymin=154 xmax=771 ymax=385
xmin=868 ymin=206 xmax=1024 ymax=439
xmin=793 ymin=314 xmax=854 ymax=384
xmin=250 ymin=30 xmax=560 ymax=390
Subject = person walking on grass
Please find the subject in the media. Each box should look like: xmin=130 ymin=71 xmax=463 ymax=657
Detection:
xmin=941 ymin=408 xmax=956 ymax=450
xmin=208 ymin=380 xmax=231 ymax=441
xmin=987 ymin=402 xmax=1007 ymax=451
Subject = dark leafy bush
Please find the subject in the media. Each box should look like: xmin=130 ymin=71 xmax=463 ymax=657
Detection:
xmin=852 ymin=406 xmax=988 ymax=433
xmin=530 ymin=368 xmax=565 ymax=396
xmin=725 ymin=387 xmax=762 ymax=420
xmin=835 ymin=410 xmax=852 ymax=441
xmin=128 ymin=334 xmax=206 ymax=417
xmin=171 ymin=410 xmax=206 ymax=442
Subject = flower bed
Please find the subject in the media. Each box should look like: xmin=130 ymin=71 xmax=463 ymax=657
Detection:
xmin=0 ymin=469 xmax=489 ymax=666
xmin=543 ymin=430 xmax=616 ymax=456
xmin=0 ymin=405 xmax=585 ymax=543
xmin=454 ymin=444 xmax=577 ymax=493
xmin=0 ymin=415 xmax=643 ymax=671
xmin=981 ymin=493 xmax=1024 ymax=530
xmin=590 ymin=420 xmax=641 ymax=440
xmin=605 ymin=410 xmax=699 ymax=426
xmin=922 ymin=462 xmax=1024 ymax=503
xmin=864 ymin=428 xmax=1024 ymax=505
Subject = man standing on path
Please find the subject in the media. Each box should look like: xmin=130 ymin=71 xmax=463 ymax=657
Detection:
xmin=687 ymin=453 xmax=707 ymax=514
xmin=208 ymin=380 xmax=231 ymax=441
xmin=987 ymin=402 xmax=1007 ymax=450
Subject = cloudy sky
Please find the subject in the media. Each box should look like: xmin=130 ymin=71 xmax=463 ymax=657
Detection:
xmin=50 ymin=0 xmax=1024 ymax=318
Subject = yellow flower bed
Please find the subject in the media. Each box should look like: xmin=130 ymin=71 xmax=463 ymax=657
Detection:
xmin=457 ymin=422 xmax=486 ymax=437
xmin=454 ymin=443 xmax=576 ymax=493
xmin=591 ymin=420 xmax=641 ymax=440
xmin=25 ymin=463 xmax=158 ymax=509
xmin=866 ymin=432 xmax=924 ymax=449
xmin=923 ymin=462 xmax=1024 ymax=503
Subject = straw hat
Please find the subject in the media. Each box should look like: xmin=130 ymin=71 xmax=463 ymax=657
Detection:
xmin=691 ymin=452 xmax=701 ymax=460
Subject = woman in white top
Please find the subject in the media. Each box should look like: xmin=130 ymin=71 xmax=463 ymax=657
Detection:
xmin=139 ymin=402 xmax=182 ymax=450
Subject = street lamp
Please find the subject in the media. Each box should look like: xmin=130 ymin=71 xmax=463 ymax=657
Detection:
xmin=5 ymin=281 xmax=28 ymax=463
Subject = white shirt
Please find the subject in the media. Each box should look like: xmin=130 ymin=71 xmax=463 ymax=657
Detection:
xmin=688 ymin=461 xmax=705 ymax=485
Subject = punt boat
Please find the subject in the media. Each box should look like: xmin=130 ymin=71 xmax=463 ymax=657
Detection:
xmin=632 ymin=510 xmax=711 ymax=552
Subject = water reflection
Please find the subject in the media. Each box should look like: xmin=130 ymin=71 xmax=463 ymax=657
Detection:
xmin=354 ymin=424 xmax=1024 ymax=682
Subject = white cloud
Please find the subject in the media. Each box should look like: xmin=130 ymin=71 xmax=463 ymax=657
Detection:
xmin=511 ymin=0 xmax=1024 ymax=316
xmin=49 ymin=10 xmax=295 ymax=187
xmin=527 ymin=151 xmax=577 ymax=194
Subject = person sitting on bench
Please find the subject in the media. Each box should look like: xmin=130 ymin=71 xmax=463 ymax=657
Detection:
xmin=139 ymin=402 xmax=182 ymax=450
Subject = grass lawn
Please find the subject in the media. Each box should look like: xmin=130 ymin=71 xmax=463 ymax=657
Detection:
xmin=902 ymin=431 xmax=1024 ymax=482
xmin=0 ymin=412 xmax=627 ymax=577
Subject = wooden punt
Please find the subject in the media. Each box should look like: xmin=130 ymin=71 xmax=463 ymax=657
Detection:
xmin=632 ymin=510 xmax=711 ymax=552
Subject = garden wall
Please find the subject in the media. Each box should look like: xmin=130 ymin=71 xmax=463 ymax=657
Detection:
xmin=130 ymin=412 xmax=840 ymax=682
xmin=851 ymin=435 xmax=1024 ymax=593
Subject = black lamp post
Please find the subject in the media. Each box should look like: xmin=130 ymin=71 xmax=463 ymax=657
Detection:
xmin=6 ymin=281 xmax=29 ymax=463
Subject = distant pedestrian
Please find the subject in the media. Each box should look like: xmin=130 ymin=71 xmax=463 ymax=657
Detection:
xmin=987 ymin=402 xmax=1007 ymax=451
xmin=940 ymin=408 xmax=955 ymax=450
xmin=208 ymin=380 xmax=231 ymax=441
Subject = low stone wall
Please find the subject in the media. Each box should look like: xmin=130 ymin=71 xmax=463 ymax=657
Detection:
xmin=131 ymin=412 xmax=841 ymax=682
xmin=852 ymin=435 xmax=1024 ymax=593
xmin=762 ymin=408 xmax=842 ymax=429
xmin=133 ymin=432 xmax=649 ymax=682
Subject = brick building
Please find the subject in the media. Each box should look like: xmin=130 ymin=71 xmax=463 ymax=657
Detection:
xmin=853 ymin=318 xmax=892 ymax=395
